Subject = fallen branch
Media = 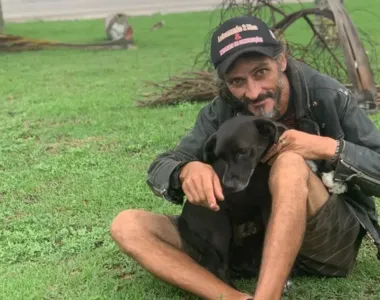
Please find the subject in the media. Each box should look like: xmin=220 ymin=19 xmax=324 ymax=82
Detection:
xmin=135 ymin=71 xmax=218 ymax=107
xmin=0 ymin=32 xmax=135 ymax=52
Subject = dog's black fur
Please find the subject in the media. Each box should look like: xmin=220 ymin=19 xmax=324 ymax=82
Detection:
xmin=203 ymin=115 xmax=287 ymax=193
xmin=177 ymin=115 xmax=287 ymax=286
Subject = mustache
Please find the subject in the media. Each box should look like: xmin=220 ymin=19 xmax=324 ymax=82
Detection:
xmin=240 ymin=90 xmax=278 ymax=105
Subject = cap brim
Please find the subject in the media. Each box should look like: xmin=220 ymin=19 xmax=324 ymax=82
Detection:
xmin=217 ymin=45 xmax=277 ymax=74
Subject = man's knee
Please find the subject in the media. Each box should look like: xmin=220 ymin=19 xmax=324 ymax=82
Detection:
xmin=110 ymin=209 xmax=182 ymax=254
xmin=269 ymin=152 xmax=329 ymax=216
xmin=110 ymin=209 xmax=146 ymax=247
xmin=269 ymin=152 xmax=310 ymax=186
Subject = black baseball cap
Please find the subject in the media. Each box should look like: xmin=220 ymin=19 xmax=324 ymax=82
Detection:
xmin=211 ymin=16 xmax=283 ymax=74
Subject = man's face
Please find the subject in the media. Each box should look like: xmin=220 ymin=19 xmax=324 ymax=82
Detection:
xmin=224 ymin=53 xmax=288 ymax=119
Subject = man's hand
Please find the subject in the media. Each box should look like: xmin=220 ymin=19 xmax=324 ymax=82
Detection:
xmin=261 ymin=129 xmax=337 ymax=164
xmin=179 ymin=161 xmax=224 ymax=211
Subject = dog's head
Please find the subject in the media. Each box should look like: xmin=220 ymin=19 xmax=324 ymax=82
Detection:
xmin=203 ymin=115 xmax=286 ymax=193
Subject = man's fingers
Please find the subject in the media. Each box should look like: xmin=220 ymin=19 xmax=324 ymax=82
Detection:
xmin=183 ymin=181 xmax=200 ymax=205
xmin=262 ymin=144 xmax=278 ymax=162
xmin=193 ymin=178 xmax=207 ymax=204
xmin=182 ymin=184 xmax=194 ymax=202
xmin=267 ymin=155 xmax=278 ymax=166
xmin=278 ymin=132 xmax=287 ymax=141
xmin=203 ymin=179 xmax=219 ymax=211
xmin=213 ymin=174 xmax=224 ymax=201
xmin=180 ymin=164 xmax=224 ymax=212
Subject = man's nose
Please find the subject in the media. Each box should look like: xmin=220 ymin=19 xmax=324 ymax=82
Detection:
xmin=245 ymin=78 xmax=261 ymax=100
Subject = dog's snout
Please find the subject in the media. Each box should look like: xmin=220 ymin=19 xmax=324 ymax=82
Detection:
xmin=224 ymin=177 xmax=238 ymax=189
xmin=223 ymin=172 xmax=251 ymax=193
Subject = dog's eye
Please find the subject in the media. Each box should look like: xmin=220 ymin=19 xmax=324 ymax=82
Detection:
xmin=238 ymin=148 xmax=249 ymax=155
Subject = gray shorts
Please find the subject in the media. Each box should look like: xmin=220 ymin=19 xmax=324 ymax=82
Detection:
xmin=167 ymin=194 xmax=365 ymax=278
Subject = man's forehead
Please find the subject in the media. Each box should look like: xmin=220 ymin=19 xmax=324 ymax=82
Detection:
xmin=227 ymin=55 xmax=272 ymax=75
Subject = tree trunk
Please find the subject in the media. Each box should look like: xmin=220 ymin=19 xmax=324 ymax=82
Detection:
xmin=0 ymin=0 xmax=4 ymax=32
xmin=314 ymin=0 xmax=344 ymax=47
xmin=315 ymin=0 xmax=344 ymax=7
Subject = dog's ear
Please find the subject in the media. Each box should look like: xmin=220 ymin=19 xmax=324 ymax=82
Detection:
xmin=253 ymin=118 xmax=280 ymax=144
xmin=203 ymin=133 xmax=217 ymax=162
xmin=276 ymin=124 xmax=288 ymax=138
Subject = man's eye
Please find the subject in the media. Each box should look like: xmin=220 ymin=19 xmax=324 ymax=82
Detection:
xmin=256 ymin=69 xmax=267 ymax=77
xmin=229 ymin=79 xmax=244 ymax=86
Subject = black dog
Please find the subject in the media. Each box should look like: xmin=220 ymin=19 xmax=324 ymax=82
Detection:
xmin=203 ymin=115 xmax=286 ymax=193
xmin=177 ymin=115 xmax=288 ymax=287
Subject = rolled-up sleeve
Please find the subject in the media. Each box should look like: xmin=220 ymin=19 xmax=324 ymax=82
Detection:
xmin=334 ymin=93 xmax=380 ymax=197
xmin=146 ymin=99 xmax=223 ymax=204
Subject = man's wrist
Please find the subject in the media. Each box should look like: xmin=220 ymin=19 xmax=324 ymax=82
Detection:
xmin=170 ymin=161 xmax=193 ymax=189
xmin=170 ymin=163 xmax=186 ymax=190
xmin=320 ymin=137 xmax=343 ymax=162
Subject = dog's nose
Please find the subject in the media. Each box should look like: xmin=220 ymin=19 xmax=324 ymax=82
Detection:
xmin=223 ymin=178 xmax=247 ymax=193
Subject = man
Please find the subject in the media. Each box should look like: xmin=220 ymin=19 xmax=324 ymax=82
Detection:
xmin=110 ymin=16 xmax=380 ymax=300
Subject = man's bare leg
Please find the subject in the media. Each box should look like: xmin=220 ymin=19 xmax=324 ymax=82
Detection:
xmin=110 ymin=209 xmax=250 ymax=300
xmin=253 ymin=152 xmax=329 ymax=300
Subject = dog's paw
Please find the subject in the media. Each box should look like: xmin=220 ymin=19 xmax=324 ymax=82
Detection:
xmin=306 ymin=160 xmax=318 ymax=173
xmin=283 ymin=279 xmax=292 ymax=295
xmin=329 ymin=182 xmax=348 ymax=194
xmin=321 ymin=171 xmax=334 ymax=188
xmin=322 ymin=171 xmax=347 ymax=194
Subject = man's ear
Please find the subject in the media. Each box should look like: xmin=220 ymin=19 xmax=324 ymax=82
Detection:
xmin=203 ymin=133 xmax=217 ymax=162
xmin=278 ymin=52 xmax=287 ymax=72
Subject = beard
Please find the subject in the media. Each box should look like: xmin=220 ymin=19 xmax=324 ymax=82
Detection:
xmin=241 ymin=86 xmax=282 ymax=119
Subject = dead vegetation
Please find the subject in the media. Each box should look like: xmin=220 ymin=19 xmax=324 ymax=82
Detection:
xmin=136 ymin=0 xmax=379 ymax=113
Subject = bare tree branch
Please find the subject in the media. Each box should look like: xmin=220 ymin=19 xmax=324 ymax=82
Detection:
xmin=136 ymin=0 xmax=378 ymax=112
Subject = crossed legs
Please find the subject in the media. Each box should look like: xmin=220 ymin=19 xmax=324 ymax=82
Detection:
xmin=110 ymin=209 xmax=250 ymax=300
xmin=110 ymin=152 xmax=356 ymax=300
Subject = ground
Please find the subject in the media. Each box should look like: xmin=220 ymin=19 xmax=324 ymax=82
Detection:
xmin=1 ymin=1 xmax=380 ymax=299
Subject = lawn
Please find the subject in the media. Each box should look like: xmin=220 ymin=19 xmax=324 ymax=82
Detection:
xmin=1 ymin=1 xmax=380 ymax=299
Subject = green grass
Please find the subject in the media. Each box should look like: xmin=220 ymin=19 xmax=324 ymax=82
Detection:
xmin=1 ymin=1 xmax=380 ymax=299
